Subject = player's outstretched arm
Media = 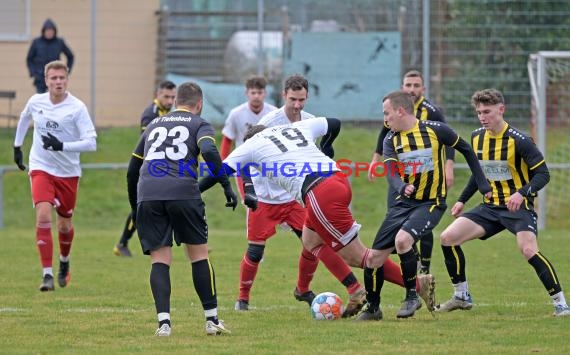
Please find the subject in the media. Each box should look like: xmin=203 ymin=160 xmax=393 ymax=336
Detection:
xmin=452 ymin=137 xmax=491 ymax=196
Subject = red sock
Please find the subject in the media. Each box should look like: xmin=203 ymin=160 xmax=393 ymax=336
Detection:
xmin=36 ymin=224 xmax=53 ymax=268
xmin=311 ymin=245 xmax=355 ymax=289
xmin=238 ymin=254 xmax=259 ymax=301
xmin=383 ymin=257 xmax=405 ymax=287
xmin=297 ymin=248 xmax=319 ymax=293
xmin=59 ymin=228 xmax=74 ymax=258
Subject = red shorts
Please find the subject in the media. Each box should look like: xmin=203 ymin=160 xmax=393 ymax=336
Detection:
xmin=304 ymin=173 xmax=360 ymax=251
xmin=30 ymin=170 xmax=79 ymax=218
xmin=247 ymin=200 xmax=305 ymax=242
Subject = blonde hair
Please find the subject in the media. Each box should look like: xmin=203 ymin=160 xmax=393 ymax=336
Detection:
xmin=44 ymin=60 xmax=69 ymax=76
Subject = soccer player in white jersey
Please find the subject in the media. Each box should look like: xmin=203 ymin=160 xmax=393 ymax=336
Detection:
xmin=13 ymin=60 xmax=97 ymax=292
xmin=222 ymin=118 xmax=402 ymax=277
xmin=220 ymin=75 xmax=276 ymax=196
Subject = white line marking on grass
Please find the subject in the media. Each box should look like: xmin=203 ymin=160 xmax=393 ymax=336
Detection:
xmin=0 ymin=308 xmax=27 ymax=313
xmin=64 ymin=307 xmax=148 ymax=313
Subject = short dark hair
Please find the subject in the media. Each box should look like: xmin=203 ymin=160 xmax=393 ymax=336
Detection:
xmin=403 ymin=70 xmax=424 ymax=83
xmin=471 ymin=88 xmax=505 ymax=107
xmin=382 ymin=90 xmax=414 ymax=114
xmin=176 ymin=82 xmax=202 ymax=107
xmin=158 ymin=80 xmax=176 ymax=91
xmin=245 ymin=75 xmax=267 ymax=90
xmin=283 ymin=74 xmax=308 ymax=93
xmin=244 ymin=124 xmax=267 ymax=141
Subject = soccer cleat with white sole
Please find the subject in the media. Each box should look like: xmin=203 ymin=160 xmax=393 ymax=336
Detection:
xmin=155 ymin=323 xmax=171 ymax=337
xmin=396 ymin=296 xmax=422 ymax=318
xmin=435 ymin=294 xmax=473 ymax=312
xmin=354 ymin=303 xmax=383 ymax=321
xmin=553 ymin=304 xmax=570 ymax=317
xmin=39 ymin=274 xmax=55 ymax=292
xmin=205 ymin=320 xmax=230 ymax=335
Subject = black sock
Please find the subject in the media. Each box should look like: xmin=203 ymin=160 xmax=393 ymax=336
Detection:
xmin=363 ymin=267 xmax=384 ymax=311
xmin=398 ymin=249 xmax=418 ymax=298
xmin=150 ymin=263 xmax=171 ymax=314
xmin=441 ymin=245 xmax=466 ymax=284
xmin=419 ymin=232 xmax=433 ymax=272
xmin=119 ymin=211 xmax=136 ymax=245
xmin=528 ymin=252 xmax=562 ymax=296
xmin=341 ymin=272 xmax=358 ymax=288
xmin=192 ymin=258 xmax=218 ymax=311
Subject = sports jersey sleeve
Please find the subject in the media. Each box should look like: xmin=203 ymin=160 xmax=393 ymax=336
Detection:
xmin=223 ymin=141 xmax=254 ymax=173
xmin=319 ymin=118 xmax=340 ymax=158
xmin=457 ymin=175 xmax=478 ymax=203
xmin=140 ymin=106 xmax=155 ymax=131
xmin=196 ymin=120 xmax=216 ymax=145
xmin=127 ymin=135 xmax=145 ymax=210
xmin=425 ymin=105 xmax=455 ymax=161
xmin=14 ymin=99 xmax=33 ymax=147
xmin=435 ymin=124 xmax=491 ymax=195
xmin=517 ymin=136 xmax=550 ymax=197
xmin=305 ymin=116 xmax=329 ymax=138
xmin=63 ymin=103 xmax=97 ymax=152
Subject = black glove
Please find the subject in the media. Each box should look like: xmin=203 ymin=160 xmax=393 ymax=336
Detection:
xmin=13 ymin=146 xmax=26 ymax=171
xmin=243 ymin=182 xmax=258 ymax=211
xmin=41 ymin=132 xmax=63 ymax=151
xmin=223 ymin=184 xmax=238 ymax=211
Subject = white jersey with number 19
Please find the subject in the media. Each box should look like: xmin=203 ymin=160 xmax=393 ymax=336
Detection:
xmin=250 ymin=107 xmax=315 ymax=203
xmin=224 ymin=117 xmax=339 ymax=204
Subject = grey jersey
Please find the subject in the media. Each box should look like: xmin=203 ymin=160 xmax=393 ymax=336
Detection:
xmin=134 ymin=110 xmax=216 ymax=201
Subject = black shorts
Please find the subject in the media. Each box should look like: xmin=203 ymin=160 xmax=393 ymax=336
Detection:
xmin=136 ymin=199 xmax=208 ymax=255
xmin=461 ymin=204 xmax=538 ymax=239
xmin=372 ymin=199 xmax=447 ymax=251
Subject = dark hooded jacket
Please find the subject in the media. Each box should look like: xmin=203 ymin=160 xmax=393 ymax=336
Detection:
xmin=26 ymin=19 xmax=74 ymax=81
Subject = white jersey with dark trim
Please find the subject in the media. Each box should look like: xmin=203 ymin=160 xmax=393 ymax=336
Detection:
xmin=15 ymin=92 xmax=97 ymax=177
xmin=224 ymin=117 xmax=339 ymax=204
xmin=252 ymin=107 xmax=315 ymax=203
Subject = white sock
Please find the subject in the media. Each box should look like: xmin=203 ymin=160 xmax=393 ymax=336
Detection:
xmin=205 ymin=308 xmax=218 ymax=319
xmin=60 ymin=255 xmax=69 ymax=262
xmin=551 ymin=291 xmax=567 ymax=307
xmin=157 ymin=312 xmax=170 ymax=323
xmin=453 ymin=281 xmax=469 ymax=299
xmin=43 ymin=267 xmax=53 ymax=277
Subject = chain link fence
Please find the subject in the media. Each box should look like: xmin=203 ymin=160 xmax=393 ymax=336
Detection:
xmin=158 ymin=0 xmax=570 ymax=124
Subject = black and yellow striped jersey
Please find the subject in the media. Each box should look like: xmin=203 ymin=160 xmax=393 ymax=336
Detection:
xmin=140 ymin=99 xmax=171 ymax=132
xmin=376 ymin=97 xmax=454 ymax=160
xmin=414 ymin=96 xmax=445 ymax=122
xmin=470 ymin=124 xmax=546 ymax=207
xmin=383 ymin=120 xmax=458 ymax=201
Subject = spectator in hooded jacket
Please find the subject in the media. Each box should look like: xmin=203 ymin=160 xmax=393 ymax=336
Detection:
xmin=26 ymin=19 xmax=74 ymax=93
